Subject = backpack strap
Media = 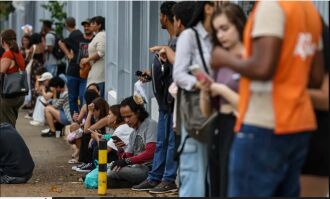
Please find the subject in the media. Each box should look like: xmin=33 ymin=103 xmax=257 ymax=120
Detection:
xmin=191 ymin=28 xmax=209 ymax=75
xmin=10 ymin=51 xmax=22 ymax=72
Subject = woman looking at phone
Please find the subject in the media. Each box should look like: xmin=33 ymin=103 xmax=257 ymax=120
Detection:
xmin=199 ymin=3 xmax=246 ymax=197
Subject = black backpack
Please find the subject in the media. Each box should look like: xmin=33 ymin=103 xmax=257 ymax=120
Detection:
xmin=50 ymin=32 xmax=65 ymax=60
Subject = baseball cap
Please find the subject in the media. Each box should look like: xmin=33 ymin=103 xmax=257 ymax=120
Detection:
xmin=81 ymin=18 xmax=91 ymax=26
xmin=38 ymin=72 xmax=53 ymax=81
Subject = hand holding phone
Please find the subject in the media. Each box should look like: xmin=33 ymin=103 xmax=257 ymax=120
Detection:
xmin=189 ymin=64 xmax=214 ymax=85
xmin=111 ymin=135 xmax=122 ymax=142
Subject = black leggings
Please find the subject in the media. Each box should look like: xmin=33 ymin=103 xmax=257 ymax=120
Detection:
xmin=208 ymin=113 xmax=236 ymax=197
xmin=78 ymin=133 xmax=93 ymax=163
xmin=92 ymin=146 xmax=118 ymax=166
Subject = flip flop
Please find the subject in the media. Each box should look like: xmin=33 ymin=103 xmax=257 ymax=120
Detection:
xmin=68 ymin=159 xmax=79 ymax=164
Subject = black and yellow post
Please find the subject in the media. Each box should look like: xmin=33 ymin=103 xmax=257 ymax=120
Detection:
xmin=98 ymin=139 xmax=107 ymax=195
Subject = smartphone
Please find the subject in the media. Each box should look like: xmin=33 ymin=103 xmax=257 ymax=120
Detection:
xmin=135 ymin=70 xmax=152 ymax=82
xmin=189 ymin=64 xmax=213 ymax=84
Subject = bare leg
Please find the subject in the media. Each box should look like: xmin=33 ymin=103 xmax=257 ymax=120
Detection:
xmin=44 ymin=106 xmax=61 ymax=132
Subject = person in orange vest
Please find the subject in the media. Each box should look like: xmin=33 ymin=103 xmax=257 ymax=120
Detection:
xmin=211 ymin=1 xmax=324 ymax=197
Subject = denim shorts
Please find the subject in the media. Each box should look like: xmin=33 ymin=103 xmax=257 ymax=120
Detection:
xmin=59 ymin=110 xmax=71 ymax=125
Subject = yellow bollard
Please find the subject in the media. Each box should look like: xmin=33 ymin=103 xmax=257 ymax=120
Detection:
xmin=98 ymin=139 xmax=107 ymax=195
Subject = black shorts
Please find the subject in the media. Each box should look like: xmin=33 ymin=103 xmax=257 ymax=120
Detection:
xmin=301 ymin=111 xmax=329 ymax=176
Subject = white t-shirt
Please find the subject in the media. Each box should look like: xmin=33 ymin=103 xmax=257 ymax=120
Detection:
xmin=107 ymin=124 xmax=134 ymax=151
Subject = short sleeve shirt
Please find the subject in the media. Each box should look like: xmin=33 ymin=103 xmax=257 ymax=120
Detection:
xmin=125 ymin=118 xmax=157 ymax=155
xmin=1 ymin=50 xmax=25 ymax=74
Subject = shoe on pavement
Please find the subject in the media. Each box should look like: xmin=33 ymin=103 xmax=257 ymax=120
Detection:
xmin=131 ymin=179 xmax=160 ymax=191
xmin=72 ymin=163 xmax=86 ymax=171
xmin=30 ymin=120 xmax=43 ymax=126
xmin=41 ymin=130 xmax=55 ymax=137
xmin=41 ymin=128 xmax=50 ymax=134
xmin=149 ymin=181 xmax=178 ymax=194
xmin=24 ymin=114 xmax=33 ymax=120
xmin=75 ymin=163 xmax=93 ymax=173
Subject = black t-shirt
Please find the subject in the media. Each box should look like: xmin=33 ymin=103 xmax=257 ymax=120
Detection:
xmin=65 ymin=30 xmax=92 ymax=77
xmin=0 ymin=123 xmax=35 ymax=177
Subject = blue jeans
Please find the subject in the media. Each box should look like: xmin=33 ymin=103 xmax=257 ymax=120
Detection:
xmin=97 ymin=82 xmax=105 ymax=98
xmin=45 ymin=64 xmax=57 ymax=77
xmin=228 ymin=124 xmax=311 ymax=197
xmin=66 ymin=75 xmax=87 ymax=114
xmin=179 ymin=126 xmax=208 ymax=197
xmin=148 ymin=111 xmax=177 ymax=182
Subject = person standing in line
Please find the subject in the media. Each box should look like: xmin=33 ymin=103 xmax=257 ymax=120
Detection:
xmin=132 ymin=1 xmax=178 ymax=194
xmin=41 ymin=20 xmax=58 ymax=77
xmin=80 ymin=16 xmax=106 ymax=98
xmin=172 ymin=2 xmax=215 ymax=197
xmin=199 ymin=3 xmax=246 ymax=197
xmin=58 ymin=17 xmax=91 ymax=115
xmin=211 ymin=1 xmax=324 ymax=197
xmin=0 ymin=29 xmax=26 ymax=127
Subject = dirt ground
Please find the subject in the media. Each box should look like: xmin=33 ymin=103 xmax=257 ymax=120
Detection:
xmin=0 ymin=111 xmax=177 ymax=197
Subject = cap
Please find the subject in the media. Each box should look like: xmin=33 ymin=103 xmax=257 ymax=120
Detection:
xmin=81 ymin=18 xmax=91 ymax=26
xmin=38 ymin=72 xmax=53 ymax=82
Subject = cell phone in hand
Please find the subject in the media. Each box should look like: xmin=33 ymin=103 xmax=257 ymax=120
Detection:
xmin=189 ymin=64 xmax=213 ymax=84
xmin=135 ymin=70 xmax=152 ymax=82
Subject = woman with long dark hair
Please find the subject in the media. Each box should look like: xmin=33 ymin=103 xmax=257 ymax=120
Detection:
xmin=0 ymin=29 xmax=26 ymax=127
xmin=172 ymin=2 xmax=215 ymax=197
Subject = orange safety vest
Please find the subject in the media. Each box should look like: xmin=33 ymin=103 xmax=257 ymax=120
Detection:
xmin=235 ymin=1 xmax=322 ymax=135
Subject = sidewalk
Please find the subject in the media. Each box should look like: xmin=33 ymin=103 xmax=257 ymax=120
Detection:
xmin=0 ymin=110 xmax=176 ymax=197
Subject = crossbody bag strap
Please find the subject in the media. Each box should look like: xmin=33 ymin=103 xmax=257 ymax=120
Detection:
xmin=191 ymin=28 xmax=209 ymax=75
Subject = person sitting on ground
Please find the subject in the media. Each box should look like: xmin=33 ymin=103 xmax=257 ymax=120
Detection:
xmin=41 ymin=77 xmax=72 ymax=137
xmin=74 ymin=97 xmax=109 ymax=173
xmin=71 ymin=88 xmax=100 ymax=169
xmin=30 ymin=72 xmax=53 ymax=126
xmin=67 ymin=122 xmax=83 ymax=163
xmin=90 ymin=104 xmax=134 ymax=165
xmin=0 ymin=123 xmax=35 ymax=184
xmin=107 ymin=95 xmax=157 ymax=188
xmin=72 ymin=83 xmax=100 ymax=124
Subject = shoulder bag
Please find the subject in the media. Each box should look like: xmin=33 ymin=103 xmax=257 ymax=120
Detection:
xmin=179 ymin=28 xmax=218 ymax=143
xmin=0 ymin=52 xmax=29 ymax=98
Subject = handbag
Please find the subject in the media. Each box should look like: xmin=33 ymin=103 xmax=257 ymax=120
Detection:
xmin=0 ymin=52 xmax=29 ymax=98
xmin=179 ymin=28 xmax=217 ymax=143
xmin=79 ymin=61 xmax=91 ymax=79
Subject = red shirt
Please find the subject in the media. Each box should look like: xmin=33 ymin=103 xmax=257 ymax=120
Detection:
xmin=1 ymin=50 xmax=25 ymax=74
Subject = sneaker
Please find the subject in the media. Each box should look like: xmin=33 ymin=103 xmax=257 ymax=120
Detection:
xmin=41 ymin=128 xmax=50 ymax=134
xmin=75 ymin=163 xmax=93 ymax=173
xmin=41 ymin=130 xmax=55 ymax=137
xmin=149 ymin=181 xmax=178 ymax=194
xmin=30 ymin=120 xmax=43 ymax=126
xmin=24 ymin=114 xmax=33 ymax=120
xmin=72 ymin=163 xmax=86 ymax=171
xmin=131 ymin=179 xmax=159 ymax=191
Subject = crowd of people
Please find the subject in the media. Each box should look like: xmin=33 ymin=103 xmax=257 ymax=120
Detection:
xmin=0 ymin=1 xmax=328 ymax=197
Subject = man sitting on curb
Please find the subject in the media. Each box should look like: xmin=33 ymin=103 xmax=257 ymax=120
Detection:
xmin=107 ymin=95 xmax=157 ymax=188
xmin=42 ymin=77 xmax=72 ymax=137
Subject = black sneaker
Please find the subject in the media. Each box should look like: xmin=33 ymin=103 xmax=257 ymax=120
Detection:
xmin=149 ymin=181 xmax=178 ymax=194
xmin=41 ymin=130 xmax=55 ymax=137
xmin=75 ymin=163 xmax=93 ymax=173
xmin=131 ymin=179 xmax=159 ymax=191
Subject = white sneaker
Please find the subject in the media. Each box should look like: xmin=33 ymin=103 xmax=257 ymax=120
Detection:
xmin=24 ymin=114 xmax=33 ymax=120
xmin=30 ymin=120 xmax=43 ymax=126
xmin=41 ymin=128 xmax=50 ymax=134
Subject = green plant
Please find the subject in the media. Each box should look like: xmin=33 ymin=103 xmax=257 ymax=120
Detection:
xmin=41 ymin=1 xmax=67 ymax=38
xmin=0 ymin=1 xmax=15 ymax=20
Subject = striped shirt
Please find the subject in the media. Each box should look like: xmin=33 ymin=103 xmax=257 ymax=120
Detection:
xmin=53 ymin=91 xmax=72 ymax=122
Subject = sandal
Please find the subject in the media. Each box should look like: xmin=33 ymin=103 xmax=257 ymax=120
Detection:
xmin=68 ymin=159 xmax=80 ymax=164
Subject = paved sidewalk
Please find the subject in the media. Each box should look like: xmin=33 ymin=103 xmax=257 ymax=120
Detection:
xmin=0 ymin=110 xmax=177 ymax=197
